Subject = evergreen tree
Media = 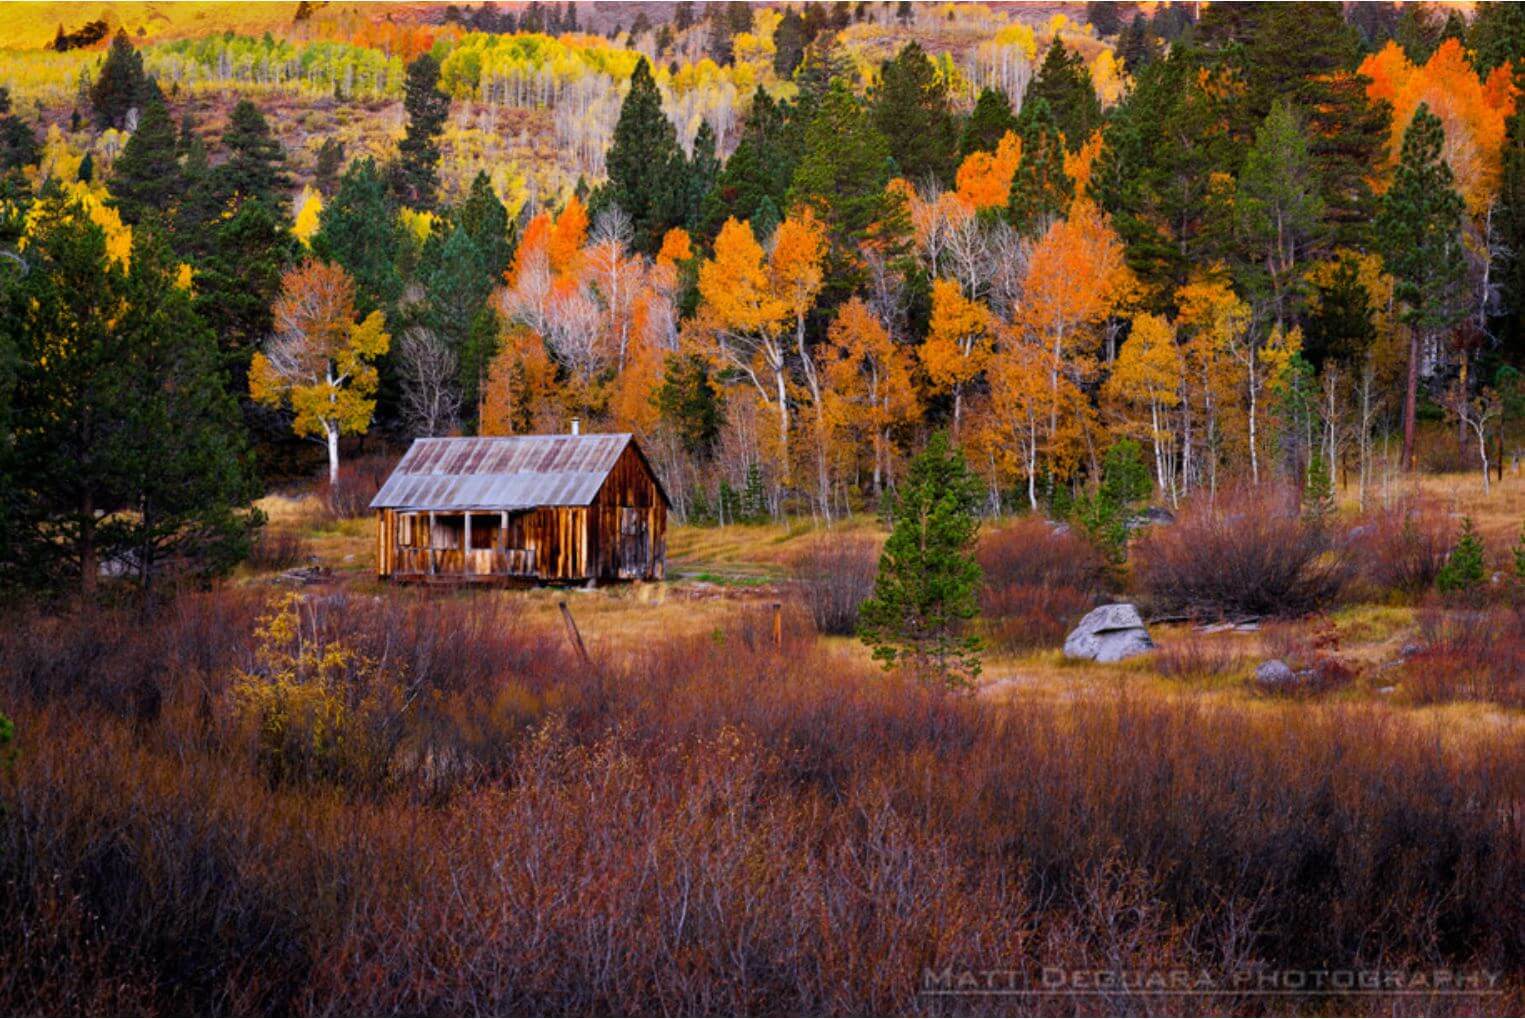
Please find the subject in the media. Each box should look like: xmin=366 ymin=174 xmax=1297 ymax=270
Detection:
xmin=390 ymin=53 xmax=449 ymax=210
xmin=112 ymin=224 xmax=263 ymax=589
xmin=1007 ymin=98 xmax=1073 ymax=236
xmin=773 ymin=8 xmax=809 ymax=78
xmin=871 ymin=41 xmax=959 ymax=185
xmin=313 ymin=137 xmax=345 ymax=196
xmin=422 ymin=225 xmax=492 ymax=366
xmin=109 ymin=89 xmax=179 ymax=226
xmin=1501 ymin=82 xmax=1525 ymax=361
xmin=1469 ymin=1 xmax=1525 ymax=75
xmin=0 ymin=194 xmax=259 ymax=594
xmin=701 ymin=87 xmax=796 ymax=238
xmin=789 ymin=77 xmax=896 ymax=294
xmin=1512 ymin=521 xmax=1525 ymax=581
xmin=1436 ymin=516 xmax=1487 ymax=597
xmin=457 ymin=170 xmax=512 ymax=282
xmin=89 ymin=29 xmax=153 ymax=130
xmin=193 ymin=198 xmax=299 ymax=385
xmin=0 ymin=86 xmax=38 ymax=175
xmin=857 ymin=432 xmax=984 ymax=688
xmin=684 ymin=120 xmax=720 ymax=234
xmin=1304 ymin=253 xmax=1376 ymax=372
xmin=1024 ymin=40 xmax=1102 ymax=151
xmin=1302 ymin=447 xmax=1334 ymax=523
xmin=312 ymin=156 xmax=404 ymax=315
xmin=1117 ymin=14 xmax=1161 ymax=75
xmin=593 ymin=57 xmax=687 ymax=253
xmin=656 ymin=352 xmax=723 ymax=457
xmin=958 ymin=86 xmax=1017 ymax=158
xmin=214 ymin=99 xmax=290 ymax=217
xmin=1235 ymin=100 xmax=1325 ymax=326
xmin=1375 ymin=105 xmax=1467 ymax=470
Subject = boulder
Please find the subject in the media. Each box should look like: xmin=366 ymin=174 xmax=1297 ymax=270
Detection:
xmin=1127 ymin=506 xmax=1176 ymax=530
xmin=1063 ymin=603 xmax=1155 ymax=663
xmin=1253 ymin=659 xmax=1298 ymax=692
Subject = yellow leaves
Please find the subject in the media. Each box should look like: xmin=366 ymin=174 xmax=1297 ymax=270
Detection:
xmin=398 ymin=207 xmax=436 ymax=246
xmin=1258 ymin=323 xmax=1302 ymax=391
xmin=697 ymin=217 xmax=787 ymax=336
xmin=921 ymin=279 xmax=994 ymax=389
xmin=292 ymin=185 xmax=323 ymax=246
xmin=769 ymin=209 xmax=827 ymax=322
xmin=255 ymin=259 xmax=389 ymax=441
xmin=174 ymin=262 xmax=195 ymax=292
xmin=990 ymin=22 xmax=1038 ymax=60
xmin=1104 ymin=313 xmax=1182 ymax=410
xmin=954 ymin=130 xmax=1021 ymax=211
xmin=22 ymin=179 xmax=132 ymax=266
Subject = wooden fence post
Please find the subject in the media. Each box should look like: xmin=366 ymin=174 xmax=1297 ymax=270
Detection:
xmin=772 ymin=602 xmax=782 ymax=651
xmin=559 ymin=600 xmax=592 ymax=667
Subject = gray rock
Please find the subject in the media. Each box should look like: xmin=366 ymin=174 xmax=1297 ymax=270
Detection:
xmin=1063 ymin=603 xmax=1156 ymax=663
xmin=1254 ymin=659 xmax=1298 ymax=691
xmin=1126 ymin=506 xmax=1176 ymax=530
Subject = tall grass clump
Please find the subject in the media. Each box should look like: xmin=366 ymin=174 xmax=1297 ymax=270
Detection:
xmin=975 ymin=516 xmax=1106 ymax=651
xmin=788 ymin=534 xmax=880 ymax=635
xmin=1133 ymin=485 xmax=1350 ymax=618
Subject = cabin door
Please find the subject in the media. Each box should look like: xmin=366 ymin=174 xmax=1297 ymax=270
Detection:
xmin=618 ymin=507 xmax=649 ymax=578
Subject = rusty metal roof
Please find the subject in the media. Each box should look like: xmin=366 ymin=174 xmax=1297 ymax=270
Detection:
xmin=370 ymin=434 xmax=639 ymax=511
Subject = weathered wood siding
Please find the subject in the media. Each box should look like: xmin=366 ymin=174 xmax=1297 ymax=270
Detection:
xmin=376 ymin=438 xmax=667 ymax=583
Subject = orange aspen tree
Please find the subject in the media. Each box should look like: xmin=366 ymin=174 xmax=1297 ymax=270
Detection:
xmin=953 ymin=130 xmax=1021 ymax=211
xmin=921 ymin=277 xmax=995 ymax=436
xmin=250 ymin=259 xmax=389 ymax=484
xmin=823 ymin=298 xmax=919 ymax=499
xmin=986 ymin=334 xmax=1061 ymax=510
xmin=696 ymin=217 xmax=791 ymax=464
xmin=1018 ymin=200 xmax=1134 ymax=438
xmin=1103 ymin=313 xmax=1184 ymax=503
xmin=770 ymin=210 xmax=830 ymax=516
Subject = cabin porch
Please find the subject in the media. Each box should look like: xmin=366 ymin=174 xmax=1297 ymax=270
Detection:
xmin=387 ymin=510 xmax=539 ymax=579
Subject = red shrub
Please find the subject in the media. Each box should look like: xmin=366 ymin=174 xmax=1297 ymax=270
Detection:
xmin=1350 ymin=501 xmax=1455 ymax=598
xmin=788 ymin=534 xmax=880 ymax=635
xmin=1402 ymin=603 xmax=1525 ymax=707
xmin=1133 ymin=486 xmax=1350 ymax=618
xmin=976 ymin=517 xmax=1106 ymax=650
xmin=1152 ymin=632 xmax=1248 ymax=679
xmin=324 ymin=452 xmax=396 ymax=520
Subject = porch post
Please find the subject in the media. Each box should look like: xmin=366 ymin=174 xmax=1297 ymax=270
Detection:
xmin=428 ymin=511 xmax=437 ymax=575
xmin=463 ymin=513 xmax=473 ymax=574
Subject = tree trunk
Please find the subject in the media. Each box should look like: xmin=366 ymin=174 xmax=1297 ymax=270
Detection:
xmin=1402 ymin=329 xmax=1420 ymax=472
xmin=327 ymin=424 xmax=341 ymax=485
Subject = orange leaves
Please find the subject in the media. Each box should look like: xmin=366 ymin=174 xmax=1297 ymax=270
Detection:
xmin=1063 ymin=131 xmax=1104 ymax=201
xmin=656 ymin=227 xmax=693 ymax=266
xmin=921 ymin=279 xmax=995 ymax=391
xmin=1018 ymin=199 xmax=1134 ymax=369
xmin=547 ymin=193 xmax=588 ymax=276
xmin=824 ymin=298 xmax=919 ymax=430
xmin=697 ymin=217 xmax=787 ymax=337
xmin=1359 ymin=38 xmax=1513 ymax=214
xmin=1104 ymin=313 xmax=1182 ymax=413
xmin=954 ymin=130 xmax=1021 ymax=211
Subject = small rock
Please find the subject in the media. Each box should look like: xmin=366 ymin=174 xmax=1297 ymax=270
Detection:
xmin=1254 ymin=659 xmax=1298 ymax=691
xmin=1399 ymin=642 xmax=1425 ymax=659
xmin=1126 ymin=506 xmax=1176 ymax=530
xmin=1064 ymin=603 xmax=1155 ymax=663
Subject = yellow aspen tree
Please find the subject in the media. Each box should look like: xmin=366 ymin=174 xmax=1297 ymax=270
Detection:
xmin=986 ymin=334 xmax=1061 ymax=510
xmin=921 ymin=277 xmax=995 ymax=436
xmin=695 ymin=217 xmax=791 ymax=465
xmin=1177 ymin=276 xmax=1250 ymax=494
xmin=250 ymin=259 xmax=390 ymax=484
xmin=1103 ymin=313 xmax=1184 ymax=504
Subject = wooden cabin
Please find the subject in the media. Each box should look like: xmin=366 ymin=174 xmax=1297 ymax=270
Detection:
xmin=371 ymin=431 xmax=669 ymax=585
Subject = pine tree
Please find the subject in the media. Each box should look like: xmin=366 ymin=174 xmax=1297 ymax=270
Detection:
xmin=214 ymin=99 xmax=290 ymax=217
xmin=1236 ymin=100 xmax=1325 ymax=326
xmin=1375 ymin=104 xmax=1467 ymax=471
xmin=312 ymin=157 xmax=404 ymax=315
xmin=858 ymin=432 xmax=983 ymax=688
xmin=1512 ymin=521 xmax=1525 ymax=582
xmin=0 ymin=86 xmax=38 ymax=175
xmin=1024 ymin=40 xmax=1102 ymax=151
xmin=1086 ymin=0 xmax=1122 ymax=37
xmin=656 ymin=353 xmax=723 ymax=457
xmin=701 ymin=87 xmax=795 ymax=238
xmin=684 ymin=120 xmax=720 ymax=234
xmin=1303 ymin=447 xmax=1335 ymax=523
xmin=1497 ymin=69 xmax=1525 ymax=361
xmin=1117 ymin=15 xmax=1161 ymax=74
xmin=109 ymin=89 xmax=179 ymax=226
xmin=871 ymin=41 xmax=959 ymax=185
xmin=958 ymin=86 xmax=1017 ymax=158
xmin=593 ymin=57 xmax=687 ymax=254
xmin=1436 ymin=516 xmax=1487 ymax=597
xmin=773 ymin=8 xmax=809 ymax=77
xmin=457 ymin=170 xmax=512 ymax=282
xmin=89 ymin=29 xmax=154 ymax=130
xmin=314 ymin=137 xmax=345 ymax=196
xmin=390 ymin=53 xmax=449 ymax=210
xmin=1007 ymin=97 xmax=1073 ymax=236
xmin=1469 ymin=1 xmax=1525 ymax=75
xmin=193 ymin=198 xmax=299 ymax=386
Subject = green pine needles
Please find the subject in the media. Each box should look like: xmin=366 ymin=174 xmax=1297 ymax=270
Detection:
xmin=857 ymin=433 xmax=983 ymax=688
